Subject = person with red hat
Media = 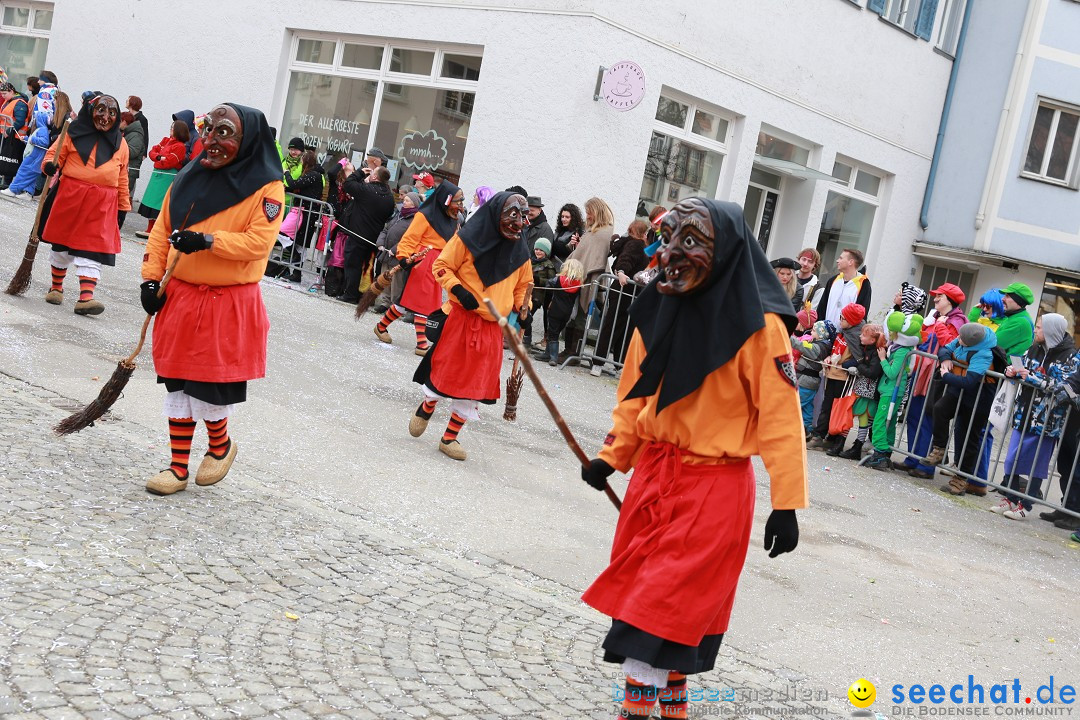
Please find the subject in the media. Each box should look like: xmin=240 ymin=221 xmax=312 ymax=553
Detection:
xmin=928 ymin=283 xmax=967 ymax=346
xmin=412 ymin=171 xmax=436 ymax=199
xmin=809 ymin=302 xmax=867 ymax=453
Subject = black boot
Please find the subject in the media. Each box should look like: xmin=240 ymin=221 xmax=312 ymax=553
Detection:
xmin=839 ymin=440 xmax=864 ymax=460
xmin=825 ymin=437 xmax=845 ymax=457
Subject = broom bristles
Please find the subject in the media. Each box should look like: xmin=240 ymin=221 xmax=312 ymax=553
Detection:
xmin=503 ymin=368 xmax=524 ymax=421
xmin=4 ymin=239 xmax=39 ymax=296
xmin=354 ymin=270 xmax=393 ymax=318
xmin=53 ymin=360 xmax=135 ymax=435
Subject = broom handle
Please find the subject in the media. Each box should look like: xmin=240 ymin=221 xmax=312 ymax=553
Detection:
xmin=27 ymin=119 xmax=70 ymax=244
xmin=484 ymin=297 xmax=621 ymax=511
xmin=508 ymin=282 xmax=534 ymax=376
xmin=124 ymin=253 xmax=181 ymax=365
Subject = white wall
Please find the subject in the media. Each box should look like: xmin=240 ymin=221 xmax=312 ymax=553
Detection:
xmin=45 ymin=0 xmax=957 ymax=317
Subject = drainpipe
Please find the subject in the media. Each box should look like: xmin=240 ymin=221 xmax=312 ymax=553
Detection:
xmin=920 ymin=0 xmax=976 ymax=230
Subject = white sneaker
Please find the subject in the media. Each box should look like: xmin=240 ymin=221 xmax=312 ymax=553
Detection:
xmin=1003 ymin=505 xmax=1028 ymax=521
xmin=990 ymin=498 xmax=1014 ymax=515
xmin=0 ymin=188 xmax=20 ymax=197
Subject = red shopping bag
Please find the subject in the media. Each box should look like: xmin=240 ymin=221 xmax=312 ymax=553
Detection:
xmin=828 ymin=381 xmax=857 ymax=436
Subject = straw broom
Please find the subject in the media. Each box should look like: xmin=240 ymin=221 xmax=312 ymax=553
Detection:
xmin=353 ymin=246 xmax=430 ymax=318
xmin=4 ymin=119 xmax=70 ymax=296
xmin=502 ymin=282 xmax=532 ymax=421
xmin=484 ymin=298 xmax=621 ymax=510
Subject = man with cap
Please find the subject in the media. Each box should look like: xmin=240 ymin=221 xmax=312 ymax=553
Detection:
xmin=923 ymin=322 xmax=999 ymax=495
xmin=996 ymin=282 xmax=1035 ymax=357
xmin=928 ymin=282 xmax=967 ymax=346
xmin=523 ymin=196 xmax=554 ymax=253
xmin=282 ymin=137 xmax=304 ymax=182
xmin=412 ymin=171 xmax=436 ymax=199
xmin=364 ymin=146 xmax=387 ymax=171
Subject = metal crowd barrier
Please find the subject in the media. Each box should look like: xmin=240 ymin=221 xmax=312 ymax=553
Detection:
xmin=552 ymin=272 xmax=640 ymax=374
xmin=890 ymin=348 xmax=1080 ymax=520
xmin=267 ymin=195 xmax=337 ymax=292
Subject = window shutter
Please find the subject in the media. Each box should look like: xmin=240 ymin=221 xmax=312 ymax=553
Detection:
xmin=915 ymin=0 xmax=940 ymax=39
xmin=867 ymin=0 xmax=887 ymax=14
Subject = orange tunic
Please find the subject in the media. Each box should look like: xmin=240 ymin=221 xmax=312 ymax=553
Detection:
xmin=599 ymin=313 xmax=809 ymax=510
xmin=43 ymin=135 xmax=131 ymax=211
xmin=141 ymin=180 xmax=285 ymax=286
xmin=432 ymin=235 xmax=533 ymax=321
xmin=396 ymin=211 xmax=447 ymax=258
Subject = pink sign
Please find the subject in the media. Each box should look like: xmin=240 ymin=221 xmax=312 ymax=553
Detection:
xmin=599 ymin=61 xmax=646 ymax=112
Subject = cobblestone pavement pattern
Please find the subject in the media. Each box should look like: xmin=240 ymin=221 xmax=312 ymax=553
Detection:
xmin=0 ymin=375 xmax=844 ymax=719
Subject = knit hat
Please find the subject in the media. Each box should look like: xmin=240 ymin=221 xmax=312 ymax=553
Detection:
xmin=899 ymin=281 xmax=928 ymax=314
xmin=841 ymin=303 xmax=866 ymax=326
xmin=819 ymin=319 xmax=838 ymax=343
xmin=287 ymin=137 xmax=304 ymax=151
xmin=958 ymin=323 xmax=987 ymax=347
xmin=797 ymin=308 xmax=817 ymax=329
xmin=534 ymin=237 xmax=552 ymax=257
xmin=931 ymin=282 xmax=965 ymax=306
xmin=1001 ymin=282 xmax=1035 ymax=307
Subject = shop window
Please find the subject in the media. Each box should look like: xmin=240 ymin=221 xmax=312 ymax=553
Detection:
xmin=280 ymin=37 xmax=480 ymax=187
xmin=817 ymin=157 xmax=885 ymax=270
xmin=1040 ymin=273 xmax=1080 ymax=344
xmin=744 ymin=168 xmax=783 ymax=252
xmin=918 ymin=263 xmax=974 ymax=309
xmin=638 ymin=90 xmax=731 ymax=218
xmin=0 ymin=2 xmax=51 ymax=86
xmin=440 ymin=53 xmax=481 ymax=81
xmin=1022 ymin=99 xmax=1080 ymax=188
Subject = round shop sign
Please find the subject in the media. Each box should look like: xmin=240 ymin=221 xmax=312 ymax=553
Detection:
xmin=599 ymin=61 xmax=647 ymax=112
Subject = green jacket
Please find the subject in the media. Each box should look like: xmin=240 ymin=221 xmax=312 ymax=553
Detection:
xmin=878 ymin=345 xmax=914 ymax=408
xmin=995 ymin=309 xmax=1034 ymax=357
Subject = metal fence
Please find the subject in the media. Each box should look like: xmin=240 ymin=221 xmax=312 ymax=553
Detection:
xmin=556 ymin=272 xmax=640 ymax=373
xmin=266 ymin=195 xmax=338 ymax=292
xmin=889 ymin=348 xmax=1079 ymax=520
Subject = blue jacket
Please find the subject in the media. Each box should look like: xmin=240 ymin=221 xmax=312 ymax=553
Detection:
xmin=939 ymin=328 xmax=997 ymax=394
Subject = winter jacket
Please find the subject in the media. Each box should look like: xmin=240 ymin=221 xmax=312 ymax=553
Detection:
xmin=855 ymin=343 xmax=884 ymax=383
xmin=552 ymin=226 xmax=580 ymax=262
xmin=995 ymin=308 xmax=1035 ymax=358
xmin=825 ymin=321 xmax=866 ymax=381
xmin=1012 ymin=335 xmax=1078 ymax=437
xmin=25 ymin=111 xmax=51 ymax=150
xmin=285 ymin=167 xmax=326 ymax=204
xmin=149 ymin=137 xmax=186 ymax=170
xmin=377 ymin=208 xmax=416 ymax=257
xmin=609 ymin=234 xmax=648 ymax=279
xmin=122 ymin=120 xmax=147 ymax=168
xmin=340 ymin=175 xmax=395 ymax=247
xmin=938 ymin=328 xmax=998 ymax=403
xmin=1 ymin=93 xmax=29 ymax=140
xmin=524 ymin=210 xmax=554 ymax=252
xmin=544 ymin=275 xmax=581 ymax=335
xmin=931 ymin=306 xmax=967 ymax=347
xmin=793 ymin=335 xmax=830 ymax=391
xmin=530 ymin=257 xmax=557 ymax=308
xmin=878 ymin=344 xmax=914 ymax=405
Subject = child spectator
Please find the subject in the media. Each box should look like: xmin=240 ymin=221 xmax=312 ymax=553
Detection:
xmin=813 ymin=303 xmax=866 ymax=454
xmin=923 ymin=322 xmax=999 ymax=495
xmin=794 ymin=319 xmax=835 ymax=439
xmin=537 ymin=259 xmax=583 ymax=366
xmin=864 ymin=311 xmax=923 ymax=470
xmin=527 ymin=237 xmax=557 ymax=347
xmin=831 ymin=323 xmax=884 ymax=458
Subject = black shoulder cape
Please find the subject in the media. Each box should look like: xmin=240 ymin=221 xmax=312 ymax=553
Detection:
xmin=456 ymin=191 xmax=531 ymax=286
xmin=625 ymin=198 xmax=798 ymax=413
xmin=168 ymin=103 xmax=282 ymax=229
xmin=416 ymin=180 xmax=461 ymax=242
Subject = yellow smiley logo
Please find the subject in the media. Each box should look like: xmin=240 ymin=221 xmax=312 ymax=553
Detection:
xmin=848 ymin=678 xmax=876 ymax=708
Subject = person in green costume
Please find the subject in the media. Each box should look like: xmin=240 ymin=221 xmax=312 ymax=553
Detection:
xmin=864 ymin=311 xmax=923 ymax=470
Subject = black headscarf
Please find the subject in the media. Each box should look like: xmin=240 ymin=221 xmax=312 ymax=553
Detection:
xmin=168 ymin=103 xmax=282 ymax=229
xmin=416 ymin=179 xmax=461 ymax=242
xmin=625 ymin=198 xmax=798 ymax=413
xmin=456 ymin=191 xmax=531 ymax=287
xmin=68 ymin=94 xmax=122 ymax=165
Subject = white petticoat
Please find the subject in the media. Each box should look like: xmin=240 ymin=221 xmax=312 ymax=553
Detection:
xmin=422 ymin=384 xmax=480 ymax=421
xmin=162 ymin=391 xmax=232 ymax=422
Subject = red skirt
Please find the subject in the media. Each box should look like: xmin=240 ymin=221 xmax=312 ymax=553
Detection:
xmin=152 ymin=279 xmax=270 ymax=383
xmin=426 ymin=306 xmax=502 ymax=401
xmin=399 ymin=248 xmax=442 ymax=316
xmin=42 ymin=177 xmax=121 ymax=255
xmin=582 ymin=443 xmax=756 ymax=646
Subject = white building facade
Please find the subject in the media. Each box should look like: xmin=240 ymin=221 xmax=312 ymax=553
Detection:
xmin=1 ymin=0 xmax=988 ymax=317
xmin=920 ymin=0 xmax=1080 ymax=339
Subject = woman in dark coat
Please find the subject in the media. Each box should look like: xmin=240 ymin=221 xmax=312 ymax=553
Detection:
xmin=281 ymin=149 xmax=326 ymax=282
xmin=592 ymin=220 xmax=649 ymax=372
xmin=551 ymin=202 xmax=584 ymax=263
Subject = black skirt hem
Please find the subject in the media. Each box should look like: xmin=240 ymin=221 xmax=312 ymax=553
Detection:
xmin=45 ymin=242 xmax=117 ymax=267
xmin=158 ymin=377 xmax=247 ymax=406
xmin=601 ymin=620 xmax=724 ymax=676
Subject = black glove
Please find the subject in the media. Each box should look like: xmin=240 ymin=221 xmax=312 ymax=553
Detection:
xmin=140 ymin=280 xmax=167 ymax=316
xmin=42 ymin=161 xmax=58 ymax=177
xmin=451 ymin=284 xmax=479 ymax=311
xmin=581 ymin=458 xmax=614 ymax=491
xmin=169 ymin=229 xmax=212 ymax=254
xmin=763 ymin=510 xmax=799 ymax=558
xmin=397 ymin=256 xmax=413 ymax=270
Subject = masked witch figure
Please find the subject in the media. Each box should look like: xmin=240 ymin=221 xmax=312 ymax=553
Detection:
xmin=140 ymin=104 xmax=285 ymax=495
xmin=409 ymin=191 xmax=533 ymax=461
xmin=374 ymin=179 xmax=464 ymax=355
xmin=40 ymin=94 xmax=130 ymax=315
xmin=579 ymin=198 xmax=809 ymax=720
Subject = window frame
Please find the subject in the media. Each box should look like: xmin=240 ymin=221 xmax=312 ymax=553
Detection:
xmin=0 ymin=1 xmax=51 ymax=36
xmin=933 ymin=0 xmax=967 ymax=56
xmin=1020 ymin=97 xmax=1080 ymax=190
xmin=830 ymin=155 xmax=885 ymax=205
